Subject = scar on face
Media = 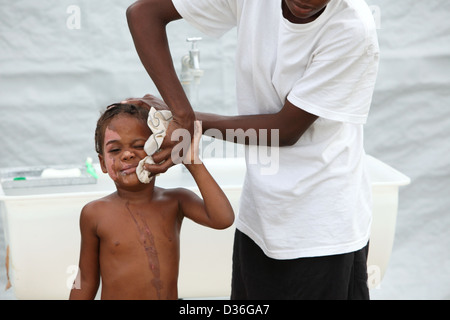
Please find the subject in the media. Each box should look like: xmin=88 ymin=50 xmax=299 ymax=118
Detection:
xmin=104 ymin=127 xmax=121 ymax=180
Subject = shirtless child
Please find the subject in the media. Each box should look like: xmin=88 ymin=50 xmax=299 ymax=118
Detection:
xmin=69 ymin=102 xmax=234 ymax=300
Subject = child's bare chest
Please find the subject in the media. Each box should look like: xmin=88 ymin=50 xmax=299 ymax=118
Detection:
xmin=98 ymin=199 xmax=181 ymax=255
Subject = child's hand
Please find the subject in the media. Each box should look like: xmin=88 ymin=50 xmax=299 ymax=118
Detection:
xmin=183 ymin=120 xmax=202 ymax=165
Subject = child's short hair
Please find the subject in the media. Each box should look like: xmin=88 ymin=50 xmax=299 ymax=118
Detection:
xmin=95 ymin=103 xmax=149 ymax=155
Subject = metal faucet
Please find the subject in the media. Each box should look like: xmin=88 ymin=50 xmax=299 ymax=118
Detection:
xmin=187 ymin=37 xmax=202 ymax=70
xmin=180 ymin=37 xmax=204 ymax=102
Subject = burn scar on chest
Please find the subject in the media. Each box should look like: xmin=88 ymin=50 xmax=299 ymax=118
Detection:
xmin=125 ymin=201 xmax=163 ymax=299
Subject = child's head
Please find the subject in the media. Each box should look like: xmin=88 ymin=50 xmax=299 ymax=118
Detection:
xmin=95 ymin=103 xmax=149 ymax=155
xmin=95 ymin=103 xmax=151 ymax=186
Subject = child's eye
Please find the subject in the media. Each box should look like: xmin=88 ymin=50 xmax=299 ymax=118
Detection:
xmin=108 ymin=148 xmax=120 ymax=153
xmin=134 ymin=145 xmax=145 ymax=150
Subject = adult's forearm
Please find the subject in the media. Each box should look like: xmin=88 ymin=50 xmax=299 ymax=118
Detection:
xmin=126 ymin=0 xmax=194 ymax=124
xmin=196 ymin=112 xmax=286 ymax=147
xmin=196 ymin=100 xmax=318 ymax=147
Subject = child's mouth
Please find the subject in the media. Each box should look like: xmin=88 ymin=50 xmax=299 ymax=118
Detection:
xmin=120 ymin=165 xmax=137 ymax=176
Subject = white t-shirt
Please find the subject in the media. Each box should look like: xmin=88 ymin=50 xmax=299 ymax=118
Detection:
xmin=172 ymin=0 xmax=380 ymax=259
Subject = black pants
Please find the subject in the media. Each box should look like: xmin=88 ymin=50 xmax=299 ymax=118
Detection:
xmin=231 ymin=229 xmax=370 ymax=300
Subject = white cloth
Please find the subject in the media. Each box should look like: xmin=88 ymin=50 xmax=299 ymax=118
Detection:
xmin=136 ymin=107 xmax=173 ymax=184
xmin=173 ymin=0 xmax=379 ymax=259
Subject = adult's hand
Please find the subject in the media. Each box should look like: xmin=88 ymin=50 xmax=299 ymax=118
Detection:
xmin=122 ymin=94 xmax=195 ymax=175
xmin=147 ymin=115 xmax=194 ymax=174
xmin=122 ymin=94 xmax=169 ymax=111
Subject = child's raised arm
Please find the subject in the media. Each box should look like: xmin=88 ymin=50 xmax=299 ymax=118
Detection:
xmin=178 ymin=121 xmax=234 ymax=229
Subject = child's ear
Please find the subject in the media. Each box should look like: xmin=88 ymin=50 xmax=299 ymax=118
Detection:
xmin=98 ymin=154 xmax=108 ymax=173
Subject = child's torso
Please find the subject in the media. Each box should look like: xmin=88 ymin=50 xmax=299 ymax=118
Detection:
xmin=95 ymin=190 xmax=183 ymax=299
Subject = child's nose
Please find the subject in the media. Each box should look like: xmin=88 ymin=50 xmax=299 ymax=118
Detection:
xmin=122 ymin=150 xmax=135 ymax=160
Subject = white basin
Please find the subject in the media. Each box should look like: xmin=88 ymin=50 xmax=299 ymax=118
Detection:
xmin=0 ymin=155 xmax=410 ymax=299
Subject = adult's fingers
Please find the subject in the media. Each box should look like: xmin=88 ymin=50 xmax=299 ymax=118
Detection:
xmin=150 ymin=148 xmax=172 ymax=165
xmin=121 ymin=94 xmax=169 ymax=111
xmin=144 ymin=156 xmax=174 ymax=175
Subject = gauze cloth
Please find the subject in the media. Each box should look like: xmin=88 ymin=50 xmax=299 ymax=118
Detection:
xmin=136 ymin=107 xmax=173 ymax=183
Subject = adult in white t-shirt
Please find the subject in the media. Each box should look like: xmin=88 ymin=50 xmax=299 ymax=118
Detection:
xmin=126 ymin=0 xmax=379 ymax=299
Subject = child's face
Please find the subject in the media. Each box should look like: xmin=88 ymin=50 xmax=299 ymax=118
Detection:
xmin=99 ymin=114 xmax=151 ymax=187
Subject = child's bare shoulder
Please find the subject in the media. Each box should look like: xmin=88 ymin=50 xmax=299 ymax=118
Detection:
xmin=81 ymin=192 xmax=119 ymax=218
xmin=155 ymin=186 xmax=200 ymax=201
xmin=154 ymin=188 xmax=201 ymax=206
